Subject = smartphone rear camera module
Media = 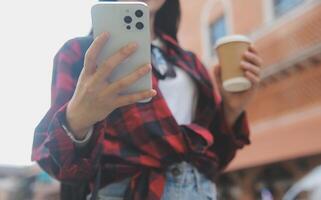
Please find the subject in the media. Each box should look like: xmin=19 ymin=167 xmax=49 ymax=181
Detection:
xmin=136 ymin=22 xmax=144 ymax=30
xmin=135 ymin=10 xmax=143 ymax=18
xmin=124 ymin=16 xmax=132 ymax=24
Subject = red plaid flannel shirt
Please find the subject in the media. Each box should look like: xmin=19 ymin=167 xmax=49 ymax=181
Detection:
xmin=32 ymin=33 xmax=250 ymax=199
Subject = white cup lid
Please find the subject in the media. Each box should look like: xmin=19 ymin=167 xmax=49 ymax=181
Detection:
xmin=223 ymin=77 xmax=252 ymax=92
xmin=215 ymin=35 xmax=251 ymax=49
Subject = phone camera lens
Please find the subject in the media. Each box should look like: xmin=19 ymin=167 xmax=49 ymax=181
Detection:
xmin=136 ymin=22 xmax=144 ymax=30
xmin=124 ymin=16 xmax=132 ymax=24
xmin=135 ymin=10 xmax=143 ymax=18
xmin=126 ymin=25 xmax=131 ymax=30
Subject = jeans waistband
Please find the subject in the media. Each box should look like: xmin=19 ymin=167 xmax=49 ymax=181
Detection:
xmin=167 ymin=161 xmax=194 ymax=173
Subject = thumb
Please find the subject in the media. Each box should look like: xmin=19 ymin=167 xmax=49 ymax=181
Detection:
xmin=213 ymin=64 xmax=223 ymax=91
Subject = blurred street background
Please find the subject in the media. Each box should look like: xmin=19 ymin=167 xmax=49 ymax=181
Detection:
xmin=0 ymin=0 xmax=321 ymax=199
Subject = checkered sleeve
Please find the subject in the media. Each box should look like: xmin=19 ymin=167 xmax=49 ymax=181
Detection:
xmin=31 ymin=38 xmax=104 ymax=183
xmin=191 ymin=52 xmax=251 ymax=171
xmin=209 ymin=95 xmax=251 ymax=171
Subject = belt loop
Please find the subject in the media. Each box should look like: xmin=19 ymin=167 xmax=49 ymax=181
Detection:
xmin=90 ymin=165 xmax=102 ymax=200
xmin=193 ymin=168 xmax=201 ymax=192
xmin=91 ymin=145 xmax=103 ymax=200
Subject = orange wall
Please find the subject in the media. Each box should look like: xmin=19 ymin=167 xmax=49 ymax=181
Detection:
xmin=248 ymin=62 xmax=321 ymax=122
xmin=228 ymin=102 xmax=321 ymax=171
xmin=178 ymin=1 xmax=321 ymax=168
xmin=178 ymin=0 xmax=265 ymax=58
xmin=178 ymin=1 xmax=321 ymax=121
xmin=256 ymin=4 xmax=321 ymax=67
xmin=208 ymin=2 xmax=224 ymax=24
xmin=230 ymin=0 xmax=264 ymax=34
xmin=178 ymin=0 xmax=206 ymax=57
xmin=179 ymin=1 xmax=321 ymax=68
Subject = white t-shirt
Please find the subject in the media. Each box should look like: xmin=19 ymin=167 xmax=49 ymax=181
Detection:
xmin=153 ymin=37 xmax=198 ymax=125
xmin=158 ymin=66 xmax=198 ymax=125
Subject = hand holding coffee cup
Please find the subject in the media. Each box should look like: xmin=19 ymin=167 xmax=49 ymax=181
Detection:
xmin=215 ymin=35 xmax=252 ymax=92
xmin=213 ymin=35 xmax=262 ymax=127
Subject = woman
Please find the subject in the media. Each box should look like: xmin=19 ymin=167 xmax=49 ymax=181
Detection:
xmin=31 ymin=0 xmax=263 ymax=199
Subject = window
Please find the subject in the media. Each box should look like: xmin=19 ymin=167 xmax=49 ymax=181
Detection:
xmin=210 ymin=16 xmax=227 ymax=55
xmin=274 ymin=0 xmax=304 ymax=17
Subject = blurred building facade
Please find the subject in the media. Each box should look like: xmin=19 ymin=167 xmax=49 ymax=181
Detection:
xmin=178 ymin=0 xmax=321 ymax=199
xmin=0 ymin=165 xmax=59 ymax=200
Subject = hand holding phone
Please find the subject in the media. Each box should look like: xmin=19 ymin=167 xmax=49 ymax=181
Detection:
xmin=66 ymin=5 xmax=156 ymax=139
xmin=91 ymin=2 xmax=152 ymax=102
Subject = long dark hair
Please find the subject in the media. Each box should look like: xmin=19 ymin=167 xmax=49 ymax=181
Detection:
xmin=154 ymin=0 xmax=181 ymax=41
xmin=97 ymin=0 xmax=181 ymax=41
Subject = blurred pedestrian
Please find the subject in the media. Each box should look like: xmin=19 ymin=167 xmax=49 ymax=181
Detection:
xmin=283 ymin=165 xmax=321 ymax=200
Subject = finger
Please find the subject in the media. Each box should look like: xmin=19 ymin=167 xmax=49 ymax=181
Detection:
xmin=245 ymin=70 xmax=260 ymax=86
xmin=213 ymin=65 xmax=223 ymax=90
xmin=94 ymin=42 xmax=138 ymax=83
xmin=83 ymin=32 xmax=110 ymax=76
xmin=114 ymin=89 xmax=157 ymax=108
xmin=241 ymin=61 xmax=260 ymax=76
xmin=249 ymin=45 xmax=259 ymax=54
xmin=243 ymin=51 xmax=263 ymax=67
xmin=213 ymin=65 xmax=222 ymax=82
xmin=102 ymin=64 xmax=151 ymax=96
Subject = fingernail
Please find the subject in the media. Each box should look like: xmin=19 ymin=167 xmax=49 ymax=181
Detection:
xmin=101 ymin=32 xmax=110 ymax=38
xmin=128 ymin=42 xmax=138 ymax=49
xmin=141 ymin=65 xmax=151 ymax=73
xmin=240 ymin=61 xmax=247 ymax=66
xmin=151 ymin=90 xmax=157 ymax=96
xmin=143 ymin=65 xmax=151 ymax=71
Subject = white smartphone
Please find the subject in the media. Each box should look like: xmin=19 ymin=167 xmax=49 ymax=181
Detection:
xmin=91 ymin=2 xmax=152 ymax=102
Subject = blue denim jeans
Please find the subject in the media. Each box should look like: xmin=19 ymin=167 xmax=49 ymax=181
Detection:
xmin=87 ymin=162 xmax=217 ymax=200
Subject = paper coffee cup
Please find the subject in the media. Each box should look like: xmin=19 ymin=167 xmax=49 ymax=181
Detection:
xmin=215 ymin=35 xmax=252 ymax=92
